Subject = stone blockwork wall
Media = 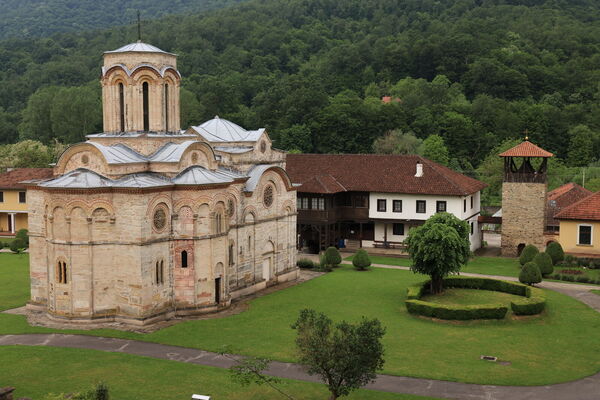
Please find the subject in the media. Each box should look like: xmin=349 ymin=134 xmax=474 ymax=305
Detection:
xmin=501 ymin=182 xmax=547 ymax=256
xmin=28 ymin=168 xmax=297 ymax=325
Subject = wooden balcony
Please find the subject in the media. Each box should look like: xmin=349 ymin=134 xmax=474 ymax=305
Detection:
xmin=297 ymin=207 xmax=369 ymax=223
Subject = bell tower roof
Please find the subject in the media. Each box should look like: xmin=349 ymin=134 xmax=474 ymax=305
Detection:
xmin=499 ymin=140 xmax=554 ymax=158
xmin=104 ymin=41 xmax=175 ymax=55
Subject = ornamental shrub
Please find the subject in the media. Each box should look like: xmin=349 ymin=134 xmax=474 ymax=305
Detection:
xmin=9 ymin=238 xmax=26 ymax=254
xmin=519 ymin=244 xmax=539 ymax=266
xmin=352 ymin=249 xmax=371 ymax=271
xmin=323 ymin=246 xmax=342 ymax=268
xmin=297 ymin=258 xmax=315 ymax=269
xmin=15 ymin=228 xmax=29 ymax=247
xmin=545 ymin=241 xmax=564 ymax=265
xmin=533 ymin=252 xmax=553 ymax=277
xmin=519 ymin=262 xmax=542 ymax=286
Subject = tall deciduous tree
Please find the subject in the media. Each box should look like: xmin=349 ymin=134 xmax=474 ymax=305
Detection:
xmin=567 ymin=125 xmax=596 ymax=167
xmin=291 ymin=309 xmax=385 ymax=400
xmin=418 ymin=134 xmax=449 ymax=165
xmin=405 ymin=212 xmax=470 ymax=294
xmin=372 ymin=129 xmax=422 ymax=155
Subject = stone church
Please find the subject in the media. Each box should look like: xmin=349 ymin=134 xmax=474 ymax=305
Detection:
xmin=25 ymin=42 xmax=298 ymax=325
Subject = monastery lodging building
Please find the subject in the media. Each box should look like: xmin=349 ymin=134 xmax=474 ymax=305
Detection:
xmin=25 ymin=42 xmax=298 ymax=325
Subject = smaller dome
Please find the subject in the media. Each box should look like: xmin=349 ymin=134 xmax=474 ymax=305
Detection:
xmin=191 ymin=116 xmax=263 ymax=142
xmin=105 ymin=41 xmax=174 ymax=55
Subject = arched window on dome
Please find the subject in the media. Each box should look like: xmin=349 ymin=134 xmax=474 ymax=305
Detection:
xmin=119 ymin=82 xmax=125 ymax=132
xmin=143 ymin=82 xmax=150 ymax=131
xmin=164 ymin=83 xmax=169 ymax=132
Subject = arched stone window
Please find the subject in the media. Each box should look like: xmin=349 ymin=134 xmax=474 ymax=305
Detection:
xmin=119 ymin=82 xmax=125 ymax=132
xmin=215 ymin=212 xmax=223 ymax=234
xmin=142 ymin=82 xmax=150 ymax=131
xmin=155 ymin=260 xmax=164 ymax=285
xmin=56 ymin=260 xmax=68 ymax=284
xmin=228 ymin=242 xmax=234 ymax=267
xmin=181 ymin=251 xmax=188 ymax=268
xmin=164 ymin=83 xmax=169 ymax=131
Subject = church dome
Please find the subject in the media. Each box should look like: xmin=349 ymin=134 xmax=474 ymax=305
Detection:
xmin=105 ymin=41 xmax=174 ymax=55
xmin=191 ymin=116 xmax=264 ymax=143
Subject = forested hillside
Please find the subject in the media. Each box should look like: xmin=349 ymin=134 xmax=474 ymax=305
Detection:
xmin=1 ymin=0 xmax=599 ymax=202
xmin=0 ymin=0 xmax=244 ymax=39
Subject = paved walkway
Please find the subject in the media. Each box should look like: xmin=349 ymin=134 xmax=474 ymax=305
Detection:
xmin=1 ymin=333 xmax=599 ymax=400
xmin=2 ymin=265 xmax=599 ymax=400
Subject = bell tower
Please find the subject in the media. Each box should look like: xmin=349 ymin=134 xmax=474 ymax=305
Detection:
xmin=101 ymin=42 xmax=181 ymax=133
xmin=499 ymin=140 xmax=554 ymax=256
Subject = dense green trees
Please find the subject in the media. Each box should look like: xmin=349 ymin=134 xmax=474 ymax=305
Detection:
xmin=0 ymin=0 xmax=243 ymax=39
xmin=0 ymin=0 xmax=598 ymax=205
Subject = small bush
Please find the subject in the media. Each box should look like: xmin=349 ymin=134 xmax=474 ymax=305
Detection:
xmin=545 ymin=242 xmax=564 ymax=265
xmin=564 ymin=254 xmax=578 ymax=267
xmin=15 ymin=228 xmax=29 ymax=247
xmin=323 ymin=246 xmax=341 ymax=268
xmin=352 ymin=249 xmax=371 ymax=271
xmin=519 ymin=262 xmax=542 ymax=286
xmin=405 ymin=300 xmax=508 ymax=320
xmin=296 ymin=258 xmax=314 ymax=269
xmin=590 ymin=260 xmax=600 ymax=270
xmin=577 ymin=276 xmax=590 ymax=283
xmin=314 ymin=253 xmax=331 ymax=272
xmin=519 ymin=244 xmax=539 ymax=266
xmin=533 ymin=252 xmax=553 ymax=277
xmin=9 ymin=238 xmax=26 ymax=254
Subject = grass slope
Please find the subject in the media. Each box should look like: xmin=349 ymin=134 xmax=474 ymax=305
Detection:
xmin=1 ymin=254 xmax=599 ymax=385
xmin=0 ymin=346 xmax=436 ymax=400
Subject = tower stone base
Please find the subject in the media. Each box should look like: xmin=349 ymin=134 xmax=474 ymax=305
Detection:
xmin=501 ymin=182 xmax=546 ymax=257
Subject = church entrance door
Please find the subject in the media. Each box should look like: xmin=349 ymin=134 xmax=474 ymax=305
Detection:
xmin=262 ymin=257 xmax=271 ymax=281
xmin=215 ymin=277 xmax=221 ymax=304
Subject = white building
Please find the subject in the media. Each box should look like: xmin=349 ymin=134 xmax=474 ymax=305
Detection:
xmin=287 ymin=155 xmax=486 ymax=253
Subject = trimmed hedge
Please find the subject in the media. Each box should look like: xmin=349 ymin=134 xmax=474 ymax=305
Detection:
xmin=406 ymin=282 xmax=429 ymax=300
xmin=442 ymin=276 xmax=531 ymax=296
xmin=405 ymin=276 xmax=545 ymax=320
xmin=511 ymin=296 xmax=545 ymax=315
xmin=406 ymin=300 xmax=508 ymax=320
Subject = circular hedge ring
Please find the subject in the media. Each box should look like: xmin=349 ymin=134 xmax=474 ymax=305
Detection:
xmin=405 ymin=276 xmax=545 ymax=320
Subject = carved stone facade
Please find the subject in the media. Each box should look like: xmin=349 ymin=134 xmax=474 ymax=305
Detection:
xmin=501 ymin=182 xmax=547 ymax=256
xmin=26 ymin=42 xmax=297 ymax=326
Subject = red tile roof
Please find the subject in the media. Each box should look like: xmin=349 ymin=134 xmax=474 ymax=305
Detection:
xmin=286 ymin=154 xmax=487 ymax=196
xmin=498 ymin=141 xmax=554 ymax=158
xmin=555 ymin=191 xmax=600 ymax=221
xmin=0 ymin=168 xmax=54 ymax=189
xmin=546 ymin=183 xmax=593 ymax=227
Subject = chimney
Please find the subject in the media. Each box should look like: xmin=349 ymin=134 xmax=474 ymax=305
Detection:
xmin=415 ymin=161 xmax=423 ymax=177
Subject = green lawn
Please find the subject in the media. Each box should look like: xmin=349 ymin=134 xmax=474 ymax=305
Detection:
xmin=0 ymin=346 xmax=436 ymax=400
xmin=1 ymin=254 xmax=599 ymax=386
xmin=0 ymin=253 xmax=30 ymax=311
xmin=421 ymin=288 xmax=522 ymax=307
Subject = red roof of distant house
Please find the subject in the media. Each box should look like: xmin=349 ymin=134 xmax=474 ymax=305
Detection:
xmin=286 ymin=154 xmax=487 ymax=196
xmin=546 ymin=183 xmax=593 ymax=227
xmin=0 ymin=168 xmax=54 ymax=189
xmin=498 ymin=141 xmax=554 ymax=158
xmin=555 ymin=191 xmax=600 ymax=221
